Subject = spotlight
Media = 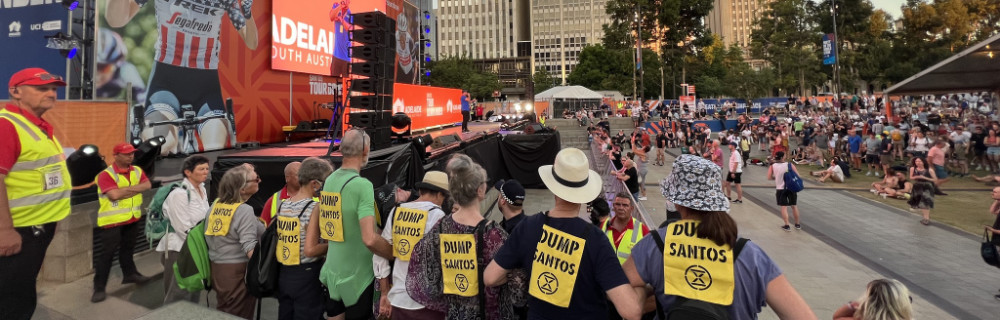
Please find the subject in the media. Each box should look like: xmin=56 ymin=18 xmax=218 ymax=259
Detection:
xmin=45 ymin=33 xmax=80 ymax=59
xmin=391 ymin=112 xmax=412 ymax=130
xmin=424 ymin=26 xmax=430 ymax=34
xmin=425 ymin=54 xmax=432 ymax=62
xmin=411 ymin=134 xmax=433 ymax=160
xmin=62 ymin=0 xmax=78 ymax=10
xmin=133 ymin=136 xmax=164 ymax=177
xmin=130 ymin=137 xmax=143 ymax=147
xmin=425 ymin=70 xmax=431 ymax=77
xmin=525 ymin=102 xmax=533 ymax=111
xmin=66 ymin=144 xmax=107 ymax=187
xmin=423 ymin=11 xmax=430 ymax=19
xmin=425 ymin=41 xmax=431 ymax=48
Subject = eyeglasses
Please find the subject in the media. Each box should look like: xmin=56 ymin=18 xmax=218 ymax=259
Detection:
xmin=248 ymin=176 xmax=261 ymax=183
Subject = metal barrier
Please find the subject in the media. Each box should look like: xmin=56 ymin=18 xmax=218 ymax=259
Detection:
xmin=585 ymin=138 xmax=655 ymax=227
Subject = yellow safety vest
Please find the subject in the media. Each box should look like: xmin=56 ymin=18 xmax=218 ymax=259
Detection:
xmin=601 ymin=217 xmax=644 ymax=264
xmin=0 ymin=110 xmax=71 ymax=227
xmin=268 ymin=190 xmax=282 ymax=219
xmin=95 ymin=165 xmax=144 ymax=227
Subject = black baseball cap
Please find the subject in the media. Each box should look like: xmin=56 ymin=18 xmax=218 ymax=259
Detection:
xmin=494 ymin=179 xmax=525 ymax=206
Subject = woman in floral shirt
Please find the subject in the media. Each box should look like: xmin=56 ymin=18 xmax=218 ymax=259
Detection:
xmin=406 ymin=154 xmax=526 ymax=319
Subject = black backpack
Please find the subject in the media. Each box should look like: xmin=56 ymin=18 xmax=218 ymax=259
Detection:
xmin=246 ymin=200 xmax=314 ymax=298
xmin=650 ymin=228 xmax=749 ymax=320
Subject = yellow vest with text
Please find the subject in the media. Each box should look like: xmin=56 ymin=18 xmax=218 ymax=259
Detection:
xmin=0 ymin=110 xmax=71 ymax=227
xmin=601 ymin=217 xmax=644 ymax=264
xmin=95 ymin=166 xmax=144 ymax=227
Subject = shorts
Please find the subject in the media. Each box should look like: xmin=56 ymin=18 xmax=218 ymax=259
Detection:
xmin=988 ymin=147 xmax=1000 ymax=156
xmin=880 ymin=154 xmax=892 ymax=165
xmin=865 ymin=154 xmax=879 ymax=164
xmin=324 ymin=281 xmax=375 ymax=320
xmin=726 ymin=172 xmax=742 ymax=184
xmin=933 ymin=165 xmax=948 ymax=179
xmin=776 ymin=189 xmax=797 ymax=206
xmin=145 ymin=62 xmax=226 ymax=117
xmin=851 ymin=152 xmax=861 ymax=158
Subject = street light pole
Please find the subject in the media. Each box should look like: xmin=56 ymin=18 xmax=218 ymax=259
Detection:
xmin=831 ymin=0 xmax=841 ymax=96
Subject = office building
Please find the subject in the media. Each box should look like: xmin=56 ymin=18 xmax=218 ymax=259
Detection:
xmin=434 ymin=0 xmax=530 ymax=59
xmin=531 ymin=0 xmax=611 ymax=84
xmin=704 ymin=0 xmax=769 ymax=50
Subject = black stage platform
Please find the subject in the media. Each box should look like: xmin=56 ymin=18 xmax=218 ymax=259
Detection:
xmin=208 ymin=122 xmax=560 ymax=214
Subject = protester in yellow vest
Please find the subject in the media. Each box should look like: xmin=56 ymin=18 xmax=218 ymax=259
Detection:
xmin=407 ymin=154 xmax=524 ymax=319
xmin=622 ymin=155 xmax=817 ymax=319
xmin=485 ymin=148 xmax=642 ymax=320
xmin=275 ymin=157 xmax=332 ymax=320
xmin=261 ymin=161 xmax=300 ymax=226
xmin=0 ymin=68 xmax=72 ymax=319
xmin=204 ymin=164 xmax=265 ymax=319
xmin=91 ymin=142 xmax=152 ymax=303
xmin=373 ymin=170 xmax=449 ymax=319
xmin=601 ymin=193 xmax=649 ymax=265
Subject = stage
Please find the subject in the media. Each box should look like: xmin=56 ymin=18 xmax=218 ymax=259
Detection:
xmin=199 ymin=121 xmax=559 ymax=214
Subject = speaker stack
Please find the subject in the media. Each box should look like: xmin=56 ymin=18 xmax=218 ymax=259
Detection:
xmin=347 ymin=11 xmax=396 ymax=150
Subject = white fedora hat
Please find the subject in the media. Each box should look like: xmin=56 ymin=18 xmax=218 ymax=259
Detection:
xmin=538 ymin=148 xmax=603 ymax=204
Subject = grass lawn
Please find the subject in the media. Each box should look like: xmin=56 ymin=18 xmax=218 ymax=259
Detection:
xmin=787 ymin=161 xmax=995 ymax=191
xmin=848 ymin=190 xmax=994 ymax=235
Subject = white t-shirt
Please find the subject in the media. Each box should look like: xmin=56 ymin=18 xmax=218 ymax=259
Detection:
xmin=771 ymin=162 xmax=790 ymax=190
xmin=372 ymin=201 xmax=446 ymax=310
xmin=730 ymin=149 xmax=743 ymax=173
xmin=829 ymin=164 xmax=844 ymax=181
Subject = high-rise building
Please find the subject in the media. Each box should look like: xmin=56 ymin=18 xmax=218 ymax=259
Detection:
xmin=704 ymin=0 xmax=769 ymax=49
xmin=434 ymin=0 xmax=530 ymax=60
xmin=531 ymin=0 xmax=611 ymax=84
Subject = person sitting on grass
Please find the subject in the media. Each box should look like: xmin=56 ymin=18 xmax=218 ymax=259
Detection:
xmin=871 ymin=169 xmax=898 ymax=193
xmin=971 ymin=174 xmax=1000 ymax=186
xmin=810 ymin=159 xmax=845 ymax=183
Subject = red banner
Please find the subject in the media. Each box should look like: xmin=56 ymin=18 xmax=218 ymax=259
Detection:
xmin=389 ymin=83 xmax=462 ymax=131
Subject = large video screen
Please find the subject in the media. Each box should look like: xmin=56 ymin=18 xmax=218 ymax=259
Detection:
xmin=271 ymin=0 xmax=386 ymax=76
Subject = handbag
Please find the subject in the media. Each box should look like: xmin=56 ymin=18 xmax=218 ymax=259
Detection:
xmin=981 ymin=230 xmax=1000 ymax=268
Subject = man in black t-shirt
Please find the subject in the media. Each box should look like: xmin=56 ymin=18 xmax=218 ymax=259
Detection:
xmin=655 ymin=132 xmax=667 ymax=166
xmin=617 ymin=158 xmax=640 ymax=201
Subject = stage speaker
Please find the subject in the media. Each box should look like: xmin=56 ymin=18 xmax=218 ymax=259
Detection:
xmin=524 ymin=123 xmax=548 ymax=134
xmin=349 ymin=95 xmax=393 ymax=110
xmin=295 ymin=121 xmax=314 ymax=131
xmin=349 ymin=78 xmax=394 ymax=94
xmin=351 ymin=61 xmax=393 ymax=78
xmin=348 ymin=111 xmax=391 ymax=129
xmin=430 ymin=134 xmax=462 ymax=149
xmin=351 ymin=12 xmax=394 ymax=30
xmin=349 ymin=29 xmax=390 ymax=45
xmin=351 ymin=45 xmax=395 ymax=62
xmin=364 ymin=127 xmax=393 ymax=149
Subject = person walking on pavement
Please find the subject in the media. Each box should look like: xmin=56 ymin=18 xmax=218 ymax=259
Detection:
xmin=261 ymin=161 xmax=301 ymax=226
xmin=624 ymin=155 xmax=816 ymax=320
xmin=204 ymin=164 xmax=265 ymax=319
xmin=312 ymin=129 xmax=393 ymax=320
xmin=158 ymin=155 xmax=211 ymax=304
xmin=767 ymin=151 xmax=802 ymax=231
xmin=908 ymin=157 xmax=938 ymax=226
xmin=91 ymin=142 xmax=153 ymax=303
xmin=984 ymin=187 xmax=1000 ymax=300
xmin=372 ymin=170 xmax=450 ymax=320
xmin=725 ymin=142 xmax=744 ymax=203
xmin=495 ymin=179 xmax=526 ymax=234
xmin=485 ymin=148 xmax=642 ymax=320
xmin=0 ymin=68 xmax=73 ymax=319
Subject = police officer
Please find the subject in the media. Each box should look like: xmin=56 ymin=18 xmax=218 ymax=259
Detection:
xmin=91 ymin=143 xmax=153 ymax=303
xmin=0 ymin=68 xmax=73 ymax=319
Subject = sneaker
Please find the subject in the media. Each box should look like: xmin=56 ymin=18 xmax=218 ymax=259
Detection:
xmin=91 ymin=290 xmax=106 ymax=303
xmin=874 ymin=172 xmax=880 ymax=177
xmin=781 ymin=225 xmax=791 ymax=232
xmin=795 ymin=224 xmax=801 ymax=230
xmin=732 ymin=199 xmax=743 ymax=203
xmin=638 ymin=196 xmax=648 ymax=201
xmin=869 ymin=188 xmax=878 ymax=193
xmin=977 ymin=165 xmax=984 ymax=170
xmin=866 ymin=171 xmax=872 ymax=176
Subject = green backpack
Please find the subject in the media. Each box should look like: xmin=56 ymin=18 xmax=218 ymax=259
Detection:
xmin=145 ymin=181 xmax=190 ymax=247
xmin=173 ymin=220 xmax=211 ymax=292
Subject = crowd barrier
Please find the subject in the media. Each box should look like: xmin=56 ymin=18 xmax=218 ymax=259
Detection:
xmin=586 ymin=139 xmax=654 ymax=227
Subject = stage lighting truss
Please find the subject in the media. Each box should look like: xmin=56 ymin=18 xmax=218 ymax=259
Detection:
xmin=45 ymin=32 xmax=81 ymax=58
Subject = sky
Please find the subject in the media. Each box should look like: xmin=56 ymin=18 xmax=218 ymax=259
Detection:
xmin=872 ymin=0 xmax=906 ymax=20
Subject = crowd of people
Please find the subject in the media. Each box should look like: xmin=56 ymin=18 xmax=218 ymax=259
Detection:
xmin=0 ymin=66 xmax=935 ymax=320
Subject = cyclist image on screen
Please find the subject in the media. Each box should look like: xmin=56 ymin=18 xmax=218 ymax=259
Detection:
xmin=105 ymin=0 xmax=258 ymax=155
xmin=395 ymin=12 xmax=416 ymax=84
xmin=95 ymin=29 xmax=147 ymax=104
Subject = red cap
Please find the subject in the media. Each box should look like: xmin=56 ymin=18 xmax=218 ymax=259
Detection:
xmin=8 ymin=68 xmax=67 ymax=88
xmin=113 ymin=142 xmax=137 ymax=154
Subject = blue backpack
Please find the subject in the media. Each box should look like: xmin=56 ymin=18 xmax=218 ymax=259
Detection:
xmin=783 ymin=163 xmax=804 ymax=192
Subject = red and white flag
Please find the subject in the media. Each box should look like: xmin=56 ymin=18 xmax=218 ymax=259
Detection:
xmin=688 ymin=85 xmax=696 ymax=95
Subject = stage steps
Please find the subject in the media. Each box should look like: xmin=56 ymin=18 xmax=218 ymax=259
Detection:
xmin=547 ymin=117 xmax=638 ymax=151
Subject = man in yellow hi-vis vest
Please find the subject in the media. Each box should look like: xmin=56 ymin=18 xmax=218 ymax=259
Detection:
xmin=261 ymin=161 xmax=301 ymax=226
xmin=91 ymin=142 xmax=152 ymax=303
xmin=0 ymin=68 xmax=72 ymax=319
xmin=601 ymin=193 xmax=649 ymax=265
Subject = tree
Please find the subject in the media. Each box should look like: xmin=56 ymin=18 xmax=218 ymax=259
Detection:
xmin=426 ymin=56 xmax=501 ymax=100
xmin=749 ymin=0 xmax=825 ymax=96
xmin=532 ymin=68 xmax=557 ymax=94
